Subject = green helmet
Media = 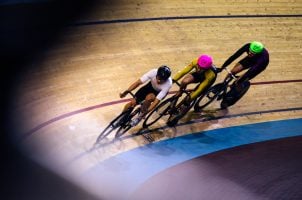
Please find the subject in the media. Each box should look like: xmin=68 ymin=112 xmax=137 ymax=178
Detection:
xmin=249 ymin=41 xmax=264 ymax=54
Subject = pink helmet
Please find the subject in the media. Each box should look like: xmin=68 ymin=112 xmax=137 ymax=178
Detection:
xmin=197 ymin=54 xmax=213 ymax=69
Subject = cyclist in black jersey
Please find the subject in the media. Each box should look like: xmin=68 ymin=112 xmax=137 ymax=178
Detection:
xmin=219 ymin=41 xmax=269 ymax=88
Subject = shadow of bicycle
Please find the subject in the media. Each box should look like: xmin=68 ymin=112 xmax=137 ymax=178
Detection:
xmin=69 ymin=108 xmax=229 ymax=165
xmin=184 ymin=108 xmax=229 ymax=122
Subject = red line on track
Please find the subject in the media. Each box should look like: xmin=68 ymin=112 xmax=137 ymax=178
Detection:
xmin=23 ymin=79 xmax=302 ymax=138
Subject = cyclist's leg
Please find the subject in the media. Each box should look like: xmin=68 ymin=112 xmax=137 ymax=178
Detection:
xmin=122 ymin=98 xmax=137 ymax=112
xmin=238 ymin=66 xmax=266 ymax=83
xmin=226 ymin=63 xmax=244 ymax=80
xmin=131 ymin=84 xmax=158 ymax=126
xmin=175 ymin=73 xmax=195 ymax=96
xmin=121 ymin=84 xmax=150 ymax=112
xmin=176 ymin=72 xmax=203 ymax=104
xmin=141 ymin=93 xmax=156 ymax=115
xmin=132 ymin=82 xmax=153 ymax=108
xmin=190 ymin=70 xmax=216 ymax=100
xmin=192 ymin=71 xmax=218 ymax=111
xmin=227 ymin=62 xmax=248 ymax=92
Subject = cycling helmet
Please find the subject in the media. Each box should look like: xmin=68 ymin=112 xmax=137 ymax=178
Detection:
xmin=157 ymin=65 xmax=171 ymax=81
xmin=197 ymin=54 xmax=213 ymax=69
xmin=249 ymin=41 xmax=264 ymax=54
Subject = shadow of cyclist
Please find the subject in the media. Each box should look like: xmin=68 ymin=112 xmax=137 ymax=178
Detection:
xmin=185 ymin=108 xmax=229 ymax=122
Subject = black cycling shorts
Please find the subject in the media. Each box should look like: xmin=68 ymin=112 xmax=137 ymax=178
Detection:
xmin=134 ymin=82 xmax=159 ymax=103
xmin=238 ymin=57 xmax=258 ymax=69
xmin=238 ymin=57 xmax=268 ymax=82
xmin=191 ymin=71 xmax=205 ymax=83
xmin=239 ymin=67 xmax=266 ymax=82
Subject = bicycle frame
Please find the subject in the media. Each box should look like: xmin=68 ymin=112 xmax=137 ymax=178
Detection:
xmin=194 ymin=68 xmax=250 ymax=111
xmin=143 ymin=80 xmax=198 ymax=128
xmin=95 ymin=91 xmax=142 ymax=143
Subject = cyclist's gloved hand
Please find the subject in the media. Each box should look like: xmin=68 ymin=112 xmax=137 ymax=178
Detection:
xmin=120 ymin=90 xmax=129 ymax=98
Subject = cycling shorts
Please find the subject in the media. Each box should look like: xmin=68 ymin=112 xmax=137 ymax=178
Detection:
xmin=134 ymin=82 xmax=159 ymax=103
xmin=191 ymin=71 xmax=205 ymax=83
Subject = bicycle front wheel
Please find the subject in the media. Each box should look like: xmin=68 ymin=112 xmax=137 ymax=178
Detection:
xmin=142 ymin=97 xmax=175 ymax=128
xmin=114 ymin=108 xmax=139 ymax=138
xmin=194 ymin=83 xmax=224 ymax=112
xmin=115 ymin=123 xmax=132 ymax=138
xmin=96 ymin=110 xmax=130 ymax=143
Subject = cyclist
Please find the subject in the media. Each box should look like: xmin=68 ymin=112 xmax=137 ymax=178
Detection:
xmin=173 ymin=54 xmax=218 ymax=104
xmin=218 ymin=41 xmax=269 ymax=90
xmin=120 ymin=65 xmax=173 ymax=126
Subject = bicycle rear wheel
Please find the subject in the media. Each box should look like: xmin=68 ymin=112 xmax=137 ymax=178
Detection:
xmin=95 ymin=110 xmax=131 ymax=143
xmin=142 ymin=97 xmax=175 ymax=128
xmin=167 ymin=98 xmax=196 ymax=127
xmin=194 ymin=83 xmax=225 ymax=112
xmin=221 ymin=81 xmax=250 ymax=109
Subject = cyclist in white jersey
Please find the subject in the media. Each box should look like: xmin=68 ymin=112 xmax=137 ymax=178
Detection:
xmin=120 ymin=65 xmax=173 ymax=126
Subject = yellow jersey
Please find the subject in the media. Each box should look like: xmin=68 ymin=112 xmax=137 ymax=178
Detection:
xmin=173 ymin=58 xmax=217 ymax=100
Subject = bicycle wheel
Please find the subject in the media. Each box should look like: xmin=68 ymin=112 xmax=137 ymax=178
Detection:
xmin=95 ymin=110 xmax=131 ymax=143
xmin=167 ymin=98 xmax=196 ymax=127
xmin=142 ymin=97 xmax=176 ymax=128
xmin=115 ymin=108 xmax=139 ymax=138
xmin=194 ymin=83 xmax=225 ymax=112
xmin=115 ymin=123 xmax=132 ymax=138
xmin=221 ymin=81 xmax=250 ymax=109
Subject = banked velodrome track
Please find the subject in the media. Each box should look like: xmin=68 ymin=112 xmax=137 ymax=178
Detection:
xmin=5 ymin=1 xmax=302 ymax=200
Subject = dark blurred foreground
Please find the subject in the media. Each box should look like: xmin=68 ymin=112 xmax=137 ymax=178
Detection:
xmin=0 ymin=1 xmax=104 ymax=199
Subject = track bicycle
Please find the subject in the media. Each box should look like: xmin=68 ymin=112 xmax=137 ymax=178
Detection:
xmin=142 ymin=81 xmax=201 ymax=128
xmin=194 ymin=68 xmax=251 ymax=111
xmin=95 ymin=92 xmax=143 ymax=144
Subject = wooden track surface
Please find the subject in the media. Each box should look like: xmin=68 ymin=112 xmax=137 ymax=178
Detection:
xmin=8 ymin=0 xmax=302 ymax=195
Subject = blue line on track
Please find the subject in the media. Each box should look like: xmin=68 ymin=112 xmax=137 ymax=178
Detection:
xmin=85 ymin=118 xmax=302 ymax=199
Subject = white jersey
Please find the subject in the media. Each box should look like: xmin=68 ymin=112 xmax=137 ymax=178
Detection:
xmin=140 ymin=69 xmax=172 ymax=100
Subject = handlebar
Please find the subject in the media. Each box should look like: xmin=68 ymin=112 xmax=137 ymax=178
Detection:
xmin=124 ymin=90 xmax=136 ymax=98
xmin=172 ymin=79 xmax=191 ymax=96
xmin=224 ymin=68 xmax=238 ymax=80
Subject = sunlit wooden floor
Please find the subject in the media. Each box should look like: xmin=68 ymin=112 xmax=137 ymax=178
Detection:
xmin=9 ymin=0 xmax=302 ymax=199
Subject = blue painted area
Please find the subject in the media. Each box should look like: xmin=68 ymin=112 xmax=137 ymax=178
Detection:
xmin=85 ymin=118 xmax=302 ymax=199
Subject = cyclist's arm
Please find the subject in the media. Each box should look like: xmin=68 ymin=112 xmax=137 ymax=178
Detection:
xmin=221 ymin=43 xmax=249 ymax=69
xmin=121 ymin=69 xmax=156 ymax=98
xmin=173 ymin=59 xmax=197 ymax=81
xmin=127 ymin=79 xmax=143 ymax=91
xmin=190 ymin=70 xmax=216 ymax=100
xmin=120 ymin=79 xmax=143 ymax=98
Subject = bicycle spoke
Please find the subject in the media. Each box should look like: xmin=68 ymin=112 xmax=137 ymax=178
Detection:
xmin=143 ymin=97 xmax=175 ymax=128
xmin=95 ymin=125 xmax=115 ymax=144
xmin=115 ymin=124 xmax=132 ymax=138
xmin=95 ymin=110 xmax=131 ymax=143
xmin=194 ymin=87 xmax=224 ymax=112
xmin=166 ymin=98 xmax=196 ymax=127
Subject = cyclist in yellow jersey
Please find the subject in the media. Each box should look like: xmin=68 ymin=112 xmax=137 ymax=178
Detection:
xmin=173 ymin=54 xmax=218 ymax=103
